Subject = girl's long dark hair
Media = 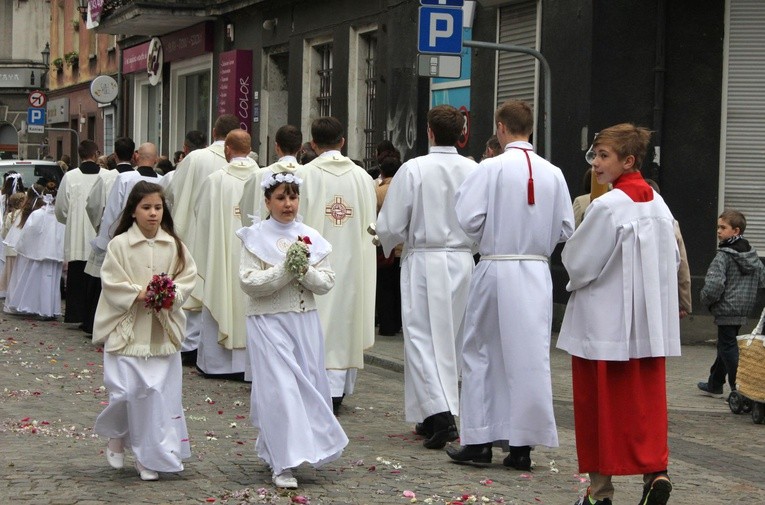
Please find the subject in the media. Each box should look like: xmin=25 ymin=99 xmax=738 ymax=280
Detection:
xmin=113 ymin=181 xmax=186 ymax=278
xmin=18 ymin=184 xmax=47 ymax=228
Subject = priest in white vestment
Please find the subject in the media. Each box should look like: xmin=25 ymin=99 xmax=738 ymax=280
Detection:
xmin=192 ymin=129 xmax=259 ymax=378
xmin=449 ymin=100 xmax=574 ymax=469
xmin=54 ymin=139 xmax=107 ymax=325
xmin=299 ymin=117 xmax=377 ymax=413
xmin=376 ymin=105 xmax=476 ymax=449
xmin=240 ymin=125 xmax=302 ymax=228
xmin=165 ymin=115 xmax=244 ymax=362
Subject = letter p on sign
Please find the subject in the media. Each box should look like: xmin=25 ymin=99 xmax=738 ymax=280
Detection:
xmin=418 ymin=6 xmax=463 ymax=55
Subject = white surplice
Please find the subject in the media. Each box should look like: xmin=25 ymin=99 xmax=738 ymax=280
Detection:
xmin=239 ymin=156 xmax=300 ymax=228
xmin=298 ymin=152 xmax=377 ymax=393
xmin=55 ymin=166 xmax=106 ymax=262
xmin=557 ymin=188 xmax=681 ymax=361
xmin=376 ymin=146 xmax=477 ymax=422
xmin=193 ymin=157 xmax=259 ymax=375
xmin=454 ymin=141 xmax=574 ymax=448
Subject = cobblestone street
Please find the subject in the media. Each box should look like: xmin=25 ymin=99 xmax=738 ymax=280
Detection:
xmin=1 ymin=314 xmax=764 ymax=504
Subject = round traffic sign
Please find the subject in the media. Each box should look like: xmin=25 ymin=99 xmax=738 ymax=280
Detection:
xmin=29 ymin=90 xmax=47 ymax=108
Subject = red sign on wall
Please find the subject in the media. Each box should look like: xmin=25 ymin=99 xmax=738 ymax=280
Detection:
xmin=218 ymin=50 xmax=253 ymax=132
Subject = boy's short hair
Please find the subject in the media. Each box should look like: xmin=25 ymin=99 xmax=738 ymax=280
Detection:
xmin=495 ymin=100 xmax=533 ymax=137
xmin=275 ymin=125 xmax=303 ymax=154
xmin=213 ymin=114 xmax=240 ymax=140
xmin=427 ymin=105 xmax=464 ymax=146
xmin=719 ymin=209 xmax=746 ymax=234
xmin=184 ymin=130 xmax=206 ymax=151
xmin=78 ymin=139 xmax=99 ymax=160
xmin=114 ymin=137 xmax=136 ymax=161
xmin=311 ymin=117 xmax=344 ymax=148
xmin=594 ymin=123 xmax=652 ymax=170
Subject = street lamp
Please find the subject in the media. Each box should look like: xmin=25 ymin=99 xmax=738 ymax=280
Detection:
xmin=41 ymin=42 xmax=50 ymax=89
xmin=77 ymin=0 xmax=88 ymax=21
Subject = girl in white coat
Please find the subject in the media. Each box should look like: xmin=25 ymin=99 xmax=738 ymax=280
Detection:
xmin=93 ymin=181 xmax=196 ymax=481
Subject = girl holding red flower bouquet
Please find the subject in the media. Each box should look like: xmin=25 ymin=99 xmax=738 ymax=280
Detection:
xmin=236 ymin=173 xmax=348 ymax=489
xmin=92 ymin=181 xmax=197 ymax=481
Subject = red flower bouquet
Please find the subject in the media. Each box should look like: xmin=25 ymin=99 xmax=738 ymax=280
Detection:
xmin=144 ymin=273 xmax=177 ymax=312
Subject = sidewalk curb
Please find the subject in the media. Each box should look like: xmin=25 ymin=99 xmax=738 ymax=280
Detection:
xmin=364 ymin=352 xmax=404 ymax=374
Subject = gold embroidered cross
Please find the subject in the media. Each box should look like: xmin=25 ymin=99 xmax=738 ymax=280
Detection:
xmin=325 ymin=196 xmax=354 ymax=226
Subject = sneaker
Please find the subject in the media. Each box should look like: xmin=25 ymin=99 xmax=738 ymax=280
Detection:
xmin=639 ymin=474 xmax=672 ymax=505
xmin=574 ymin=488 xmax=612 ymax=505
xmin=697 ymin=381 xmax=723 ymax=398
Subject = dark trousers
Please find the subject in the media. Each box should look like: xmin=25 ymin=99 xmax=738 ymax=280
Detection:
xmin=63 ymin=261 xmax=87 ymax=323
xmin=376 ymin=257 xmax=401 ymax=336
xmin=80 ymin=273 xmax=102 ymax=333
xmin=708 ymin=324 xmax=741 ymax=390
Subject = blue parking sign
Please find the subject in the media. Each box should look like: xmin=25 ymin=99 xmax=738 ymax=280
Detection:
xmin=27 ymin=107 xmax=46 ymax=126
xmin=421 ymin=0 xmax=464 ymax=6
xmin=418 ymin=6 xmax=463 ymax=55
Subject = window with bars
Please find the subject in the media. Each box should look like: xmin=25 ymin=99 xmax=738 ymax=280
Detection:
xmin=363 ymin=32 xmax=378 ymax=168
xmin=316 ymin=43 xmax=333 ymax=117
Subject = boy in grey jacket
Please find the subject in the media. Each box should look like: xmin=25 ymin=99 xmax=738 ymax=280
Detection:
xmin=697 ymin=209 xmax=765 ymax=397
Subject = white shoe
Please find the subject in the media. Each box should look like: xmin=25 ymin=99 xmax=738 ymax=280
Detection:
xmin=272 ymin=469 xmax=298 ymax=489
xmin=105 ymin=439 xmax=124 ymax=469
xmin=105 ymin=449 xmax=124 ymax=469
xmin=136 ymin=462 xmax=159 ymax=481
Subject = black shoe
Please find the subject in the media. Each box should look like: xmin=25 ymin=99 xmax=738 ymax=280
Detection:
xmin=423 ymin=425 xmax=459 ymax=449
xmin=181 ymin=349 xmax=198 ymax=367
xmin=697 ymin=381 xmax=723 ymax=398
xmin=574 ymin=495 xmax=611 ymax=505
xmin=639 ymin=473 xmax=672 ymax=505
xmin=503 ymin=445 xmax=532 ymax=470
xmin=446 ymin=443 xmax=492 ymax=464
xmin=332 ymin=395 xmax=344 ymax=415
xmin=422 ymin=411 xmax=458 ymax=449
xmin=415 ymin=415 xmax=435 ymax=437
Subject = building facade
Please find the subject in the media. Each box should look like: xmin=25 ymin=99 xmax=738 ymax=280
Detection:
xmin=92 ymin=0 xmax=427 ymax=166
xmin=47 ymin=0 xmax=120 ymax=165
xmin=467 ymin=0 xmax=764 ymax=310
xmin=0 ymin=0 xmax=51 ymax=159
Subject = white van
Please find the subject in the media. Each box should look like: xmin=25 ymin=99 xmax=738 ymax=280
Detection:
xmin=0 ymin=160 xmax=65 ymax=189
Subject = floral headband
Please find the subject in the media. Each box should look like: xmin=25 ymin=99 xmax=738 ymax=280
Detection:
xmin=260 ymin=172 xmax=303 ymax=190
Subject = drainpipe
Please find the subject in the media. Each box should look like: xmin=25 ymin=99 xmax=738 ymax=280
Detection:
xmin=116 ymin=37 xmax=124 ymax=137
xmin=653 ymin=0 xmax=666 ymax=180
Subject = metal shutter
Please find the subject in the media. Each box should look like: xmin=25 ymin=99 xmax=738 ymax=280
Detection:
xmin=722 ymin=0 xmax=765 ymax=252
xmin=496 ymin=1 xmax=539 ymax=107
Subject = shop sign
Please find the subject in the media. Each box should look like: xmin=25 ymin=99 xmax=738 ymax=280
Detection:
xmin=47 ymin=97 xmax=69 ymax=124
xmin=122 ymin=23 xmax=212 ymax=75
xmin=0 ymin=68 xmax=36 ymax=88
xmin=218 ymin=50 xmax=253 ymax=132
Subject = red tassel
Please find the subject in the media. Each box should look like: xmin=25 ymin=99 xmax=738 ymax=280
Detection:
xmin=527 ymin=178 xmax=535 ymax=205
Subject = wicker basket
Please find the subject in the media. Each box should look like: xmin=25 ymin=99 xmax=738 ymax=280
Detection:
xmin=737 ymin=309 xmax=765 ymax=402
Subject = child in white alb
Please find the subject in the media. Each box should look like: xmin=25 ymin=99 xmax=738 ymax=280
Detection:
xmin=237 ymin=173 xmax=348 ymax=489
xmin=5 ymin=190 xmax=64 ymax=318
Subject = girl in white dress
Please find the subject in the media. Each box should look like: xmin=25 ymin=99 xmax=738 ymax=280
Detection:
xmin=4 ymin=185 xmax=46 ymax=313
xmin=0 ymin=191 xmax=26 ymax=298
xmin=237 ymin=173 xmax=348 ymax=489
xmin=5 ymin=190 xmax=64 ymax=318
xmin=93 ymin=181 xmax=196 ymax=481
